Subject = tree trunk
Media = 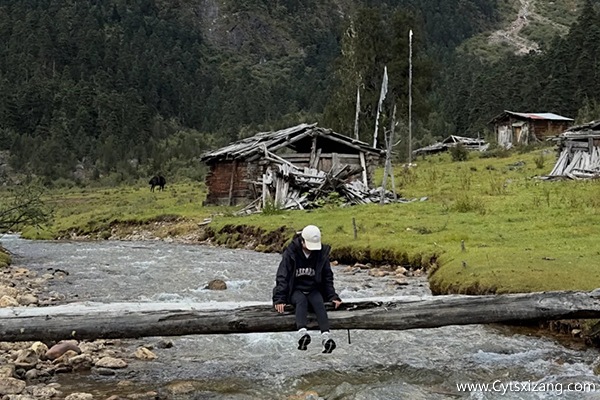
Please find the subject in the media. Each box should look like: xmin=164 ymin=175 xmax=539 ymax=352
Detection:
xmin=2 ymin=289 xmax=600 ymax=342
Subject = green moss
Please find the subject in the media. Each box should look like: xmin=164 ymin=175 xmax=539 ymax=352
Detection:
xmin=0 ymin=247 xmax=11 ymax=268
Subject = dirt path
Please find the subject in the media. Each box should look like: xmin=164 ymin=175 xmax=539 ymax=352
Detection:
xmin=489 ymin=0 xmax=540 ymax=54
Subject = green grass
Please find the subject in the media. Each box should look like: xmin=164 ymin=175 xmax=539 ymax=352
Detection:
xmin=15 ymin=147 xmax=600 ymax=295
xmin=19 ymin=181 xmax=220 ymax=240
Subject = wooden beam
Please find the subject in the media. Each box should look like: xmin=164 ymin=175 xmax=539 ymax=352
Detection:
xmin=228 ymin=160 xmax=238 ymax=206
xmin=309 ymin=136 xmax=317 ymax=167
xmin=2 ymin=289 xmax=600 ymax=342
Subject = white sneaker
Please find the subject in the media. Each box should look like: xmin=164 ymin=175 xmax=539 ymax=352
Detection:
xmin=322 ymin=338 xmax=336 ymax=353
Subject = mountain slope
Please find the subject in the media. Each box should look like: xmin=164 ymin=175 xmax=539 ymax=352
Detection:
xmin=461 ymin=0 xmax=581 ymax=60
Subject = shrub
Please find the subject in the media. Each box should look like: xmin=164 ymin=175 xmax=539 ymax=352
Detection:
xmin=262 ymin=199 xmax=284 ymax=215
xmin=450 ymin=144 xmax=469 ymax=162
xmin=534 ymin=152 xmax=545 ymax=169
xmin=453 ymin=195 xmax=486 ymax=214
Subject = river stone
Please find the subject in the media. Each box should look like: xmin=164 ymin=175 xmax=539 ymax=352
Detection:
xmin=16 ymin=293 xmax=38 ymax=306
xmin=134 ymin=347 xmax=157 ymax=360
xmin=154 ymin=339 xmax=173 ymax=349
xmin=77 ymin=341 xmax=100 ymax=354
xmin=52 ymin=350 xmax=80 ymax=366
xmin=0 ymin=364 xmax=15 ymax=378
xmin=45 ymin=341 xmax=81 ymax=360
xmin=95 ymin=356 xmax=128 ymax=369
xmin=0 ymin=285 xmax=18 ymax=298
xmin=24 ymin=368 xmax=51 ymax=381
xmin=395 ymin=266 xmax=408 ymax=275
xmin=0 ymin=295 xmax=19 ymax=307
xmin=14 ymin=349 xmax=39 ymax=369
xmin=368 ymin=269 xmax=389 ymax=277
xmin=69 ymin=354 xmax=94 ymax=371
xmin=65 ymin=394 xmax=93 ymax=400
xmin=206 ymin=279 xmax=227 ymax=290
xmin=31 ymin=386 xmax=61 ymax=398
xmin=0 ymin=377 xmax=27 ymax=394
xmin=29 ymin=342 xmax=48 ymax=358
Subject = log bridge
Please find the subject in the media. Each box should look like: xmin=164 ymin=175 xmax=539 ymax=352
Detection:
xmin=2 ymin=289 xmax=600 ymax=342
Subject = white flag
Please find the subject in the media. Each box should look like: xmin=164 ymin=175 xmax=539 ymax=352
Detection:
xmin=373 ymin=66 xmax=388 ymax=148
xmin=379 ymin=66 xmax=388 ymax=105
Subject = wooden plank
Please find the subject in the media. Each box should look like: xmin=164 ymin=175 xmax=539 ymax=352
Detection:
xmin=331 ymin=153 xmax=340 ymax=174
xmin=309 ymin=136 xmax=317 ymax=167
xmin=310 ymin=148 xmax=322 ymax=169
xmin=2 ymin=289 xmax=600 ymax=342
xmin=359 ymin=152 xmax=368 ymax=187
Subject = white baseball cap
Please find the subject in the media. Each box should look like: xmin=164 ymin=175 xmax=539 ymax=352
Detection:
xmin=301 ymin=225 xmax=322 ymax=250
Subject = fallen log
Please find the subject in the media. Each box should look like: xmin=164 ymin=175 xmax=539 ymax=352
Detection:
xmin=2 ymin=289 xmax=600 ymax=342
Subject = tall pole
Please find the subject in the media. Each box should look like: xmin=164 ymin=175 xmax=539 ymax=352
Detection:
xmin=408 ymin=29 xmax=413 ymax=164
xmin=354 ymin=86 xmax=360 ymax=140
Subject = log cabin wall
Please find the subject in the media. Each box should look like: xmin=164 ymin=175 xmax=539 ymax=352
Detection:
xmin=204 ymin=161 xmax=251 ymax=206
xmin=530 ymin=120 xmax=572 ymax=140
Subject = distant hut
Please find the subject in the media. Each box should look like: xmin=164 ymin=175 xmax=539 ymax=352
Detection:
xmin=490 ymin=111 xmax=574 ymax=148
xmin=412 ymin=135 xmax=488 ymax=157
xmin=200 ymin=123 xmax=383 ymax=206
xmin=547 ymin=120 xmax=600 ymax=179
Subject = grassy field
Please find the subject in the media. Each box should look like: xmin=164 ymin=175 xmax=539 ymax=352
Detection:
xmin=11 ymin=146 xmax=600 ymax=295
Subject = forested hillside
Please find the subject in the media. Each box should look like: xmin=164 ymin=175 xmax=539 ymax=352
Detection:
xmin=0 ymin=0 xmax=596 ymax=185
xmin=440 ymin=0 xmax=600 ymax=137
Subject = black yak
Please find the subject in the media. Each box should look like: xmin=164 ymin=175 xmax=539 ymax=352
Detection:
xmin=149 ymin=175 xmax=166 ymax=192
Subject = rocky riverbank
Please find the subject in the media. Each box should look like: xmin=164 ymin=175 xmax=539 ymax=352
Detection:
xmin=0 ymin=259 xmax=168 ymax=399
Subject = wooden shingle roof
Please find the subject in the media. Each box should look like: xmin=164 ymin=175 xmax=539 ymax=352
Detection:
xmin=201 ymin=123 xmax=383 ymax=163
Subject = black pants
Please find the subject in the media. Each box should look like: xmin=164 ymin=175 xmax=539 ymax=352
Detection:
xmin=291 ymin=289 xmax=330 ymax=333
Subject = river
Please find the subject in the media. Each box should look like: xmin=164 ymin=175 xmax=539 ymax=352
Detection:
xmin=2 ymin=234 xmax=600 ymax=399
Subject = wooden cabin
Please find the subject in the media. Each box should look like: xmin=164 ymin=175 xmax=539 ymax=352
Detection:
xmin=548 ymin=120 xmax=600 ymax=179
xmin=490 ymin=111 xmax=573 ymax=148
xmin=200 ymin=123 xmax=383 ymax=206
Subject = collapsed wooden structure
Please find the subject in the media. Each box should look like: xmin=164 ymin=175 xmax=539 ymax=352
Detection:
xmin=2 ymin=289 xmax=600 ymax=342
xmin=547 ymin=120 xmax=600 ymax=179
xmin=201 ymin=123 xmax=399 ymax=210
xmin=412 ymin=135 xmax=489 ymax=157
xmin=490 ymin=111 xmax=573 ymax=148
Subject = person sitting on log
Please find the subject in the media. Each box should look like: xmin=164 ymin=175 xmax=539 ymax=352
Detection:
xmin=273 ymin=225 xmax=342 ymax=353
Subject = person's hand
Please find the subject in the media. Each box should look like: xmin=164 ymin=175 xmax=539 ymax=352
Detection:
xmin=332 ymin=299 xmax=342 ymax=309
xmin=275 ymin=303 xmax=286 ymax=313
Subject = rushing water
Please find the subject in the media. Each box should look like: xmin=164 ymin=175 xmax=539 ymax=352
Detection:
xmin=3 ymin=234 xmax=600 ymax=399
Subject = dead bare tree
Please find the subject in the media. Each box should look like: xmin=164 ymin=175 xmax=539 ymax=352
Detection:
xmin=0 ymin=185 xmax=52 ymax=233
